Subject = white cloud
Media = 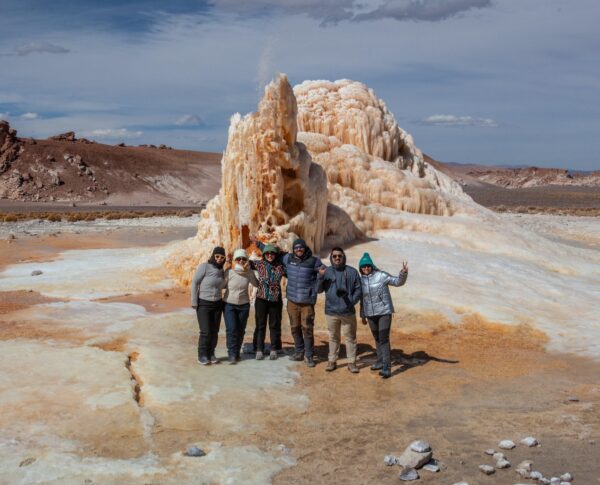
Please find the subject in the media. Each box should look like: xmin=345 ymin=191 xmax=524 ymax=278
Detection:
xmin=82 ymin=128 xmax=144 ymax=139
xmin=175 ymin=114 xmax=204 ymax=126
xmin=0 ymin=112 xmax=10 ymax=121
xmin=20 ymin=112 xmax=39 ymax=120
xmin=422 ymin=114 xmax=498 ymax=127
xmin=15 ymin=42 xmax=70 ymax=56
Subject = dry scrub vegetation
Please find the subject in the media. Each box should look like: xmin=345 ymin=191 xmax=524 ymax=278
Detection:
xmin=1 ymin=209 xmax=197 ymax=223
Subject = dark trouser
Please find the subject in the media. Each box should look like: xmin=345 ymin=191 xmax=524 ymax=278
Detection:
xmin=224 ymin=302 xmax=251 ymax=358
xmin=367 ymin=314 xmax=392 ymax=367
xmin=196 ymin=299 xmax=223 ymax=360
xmin=287 ymin=300 xmax=315 ymax=358
xmin=254 ymin=297 xmax=283 ymax=353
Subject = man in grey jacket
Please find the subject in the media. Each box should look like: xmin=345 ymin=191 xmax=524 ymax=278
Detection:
xmin=317 ymin=247 xmax=362 ymax=373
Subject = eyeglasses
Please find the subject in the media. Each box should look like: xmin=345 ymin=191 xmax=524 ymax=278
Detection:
xmin=331 ymin=254 xmax=343 ymax=259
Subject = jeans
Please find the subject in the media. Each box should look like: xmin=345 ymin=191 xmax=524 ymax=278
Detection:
xmin=224 ymin=302 xmax=251 ymax=358
xmin=287 ymin=300 xmax=315 ymax=358
xmin=196 ymin=299 xmax=223 ymax=360
xmin=253 ymin=297 xmax=283 ymax=353
xmin=367 ymin=314 xmax=392 ymax=367
xmin=326 ymin=314 xmax=357 ymax=363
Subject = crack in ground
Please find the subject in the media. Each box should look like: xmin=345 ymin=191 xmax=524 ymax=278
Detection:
xmin=125 ymin=351 xmax=143 ymax=406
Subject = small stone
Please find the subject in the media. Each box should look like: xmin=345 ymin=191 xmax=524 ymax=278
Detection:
xmin=567 ymin=396 xmax=579 ymax=402
xmin=517 ymin=461 xmax=533 ymax=472
xmin=560 ymin=472 xmax=573 ymax=482
xmin=184 ymin=445 xmax=205 ymax=457
xmin=499 ymin=440 xmax=516 ymax=450
xmin=539 ymin=479 xmax=550 ymax=485
xmin=496 ymin=458 xmax=511 ymax=469
xmin=516 ymin=468 xmax=530 ymax=478
xmin=550 ymin=478 xmax=560 ymax=485
xmin=453 ymin=482 xmax=469 ymax=485
xmin=422 ymin=459 xmax=440 ymax=472
xmin=479 ymin=464 xmax=495 ymax=475
xmin=493 ymin=452 xmax=505 ymax=461
xmin=384 ymin=455 xmax=398 ymax=466
xmin=410 ymin=440 xmax=431 ymax=453
xmin=397 ymin=446 xmax=432 ymax=469
xmin=399 ymin=467 xmax=419 ymax=481
xmin=530 ymin=471 xmax=544 ymax=480
xmin=31 ymin=270 xmax=43 ymax=276
xmin=484 ymin=449 xmax=495 ymax=456
xmin=560 ymin=482 xmax=570 ymax=485
xmin=19 ymin=457 xmax=36 ymax=467
xmin=520 ymin=436 xmax=538 ymax=447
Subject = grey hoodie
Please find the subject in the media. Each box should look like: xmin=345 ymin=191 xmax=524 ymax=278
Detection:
xmin=191 ymin=262 xmax=226 ymax=307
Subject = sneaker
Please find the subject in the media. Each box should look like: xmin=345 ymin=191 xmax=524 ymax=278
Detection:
xmin=370 ymin=362 xmax=383 ymax=371
xmin=228 ymin=355 xmax=237 ymax=365
xmin=348 ymin=362 xmax=359 ymax=374
xmin=325 ymin=361 xmax=337 ymax=372
xmin=210 ymin=355 xmax=219 ymax=365
xmin=235 ymin=354 xmax=242 ymax=362
xmin=269 ymin=350 xmax=278 ymax=360
xmin=198 ymin=357 xmax=210 ymax=365
xmin=379 ymin=366 xmax=391 ymax=379
xmin=305 ymin=357 xmax=316 ymax=368
xmin=289 ymin=353 xmax=304 ymax=362
xmin=256 ymin=351 xmax=264 ymax=360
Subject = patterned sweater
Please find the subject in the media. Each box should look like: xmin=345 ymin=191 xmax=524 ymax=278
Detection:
xmin=251 ymin=259 xmax=285 ymax=302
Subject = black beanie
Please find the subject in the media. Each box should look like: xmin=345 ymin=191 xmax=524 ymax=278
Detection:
xmin=212 ymin=246 xmax=226 ymax=256
xmin=292 ymin=238 xmax=306 ymax=249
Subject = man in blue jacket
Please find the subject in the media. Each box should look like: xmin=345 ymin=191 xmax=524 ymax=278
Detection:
xmin=254 ymin=237 xmax=323 ymax=367
xmin=317 ymin=247 xmax=362 ymax=373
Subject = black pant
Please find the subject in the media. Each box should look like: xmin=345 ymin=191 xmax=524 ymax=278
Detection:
xmin=253 ymin=298 xmax=283 ymax=352
xmin=196 ymin=299 xmax=223 ymax=359
xmin=367 ymin=314 xmax=392 ymax=367
xmin=224 ymin=302 xmax=250 ymax=358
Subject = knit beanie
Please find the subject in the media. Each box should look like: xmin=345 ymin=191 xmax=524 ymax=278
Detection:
xmin=212 ymin=246 xmax=226 ymax=257
xmin=292 ymin=238 xmax=307 ymax=249
xmin=358 ymin=252 xmax=374 ymax=268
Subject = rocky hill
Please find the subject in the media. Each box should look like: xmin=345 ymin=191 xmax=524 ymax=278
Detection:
xmin=0 ymin=121 xmax=221 ymax=207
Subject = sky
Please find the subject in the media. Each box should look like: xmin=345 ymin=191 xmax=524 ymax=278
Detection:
xmin=1 ymin=0 xmax=599 ymax=170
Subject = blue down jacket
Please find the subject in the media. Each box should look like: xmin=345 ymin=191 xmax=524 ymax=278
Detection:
xmin=282 ymin=248 xmax=323 ymax=305
xmin=360 ymin=269 xmax=407 ymax=317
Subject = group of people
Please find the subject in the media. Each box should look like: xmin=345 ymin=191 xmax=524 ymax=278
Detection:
xmin=190 ymin=238 xmax=408 ymax=378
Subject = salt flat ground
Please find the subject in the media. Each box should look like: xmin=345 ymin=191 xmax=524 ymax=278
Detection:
xmin=0 ymin=214 xmax=599 ymax=484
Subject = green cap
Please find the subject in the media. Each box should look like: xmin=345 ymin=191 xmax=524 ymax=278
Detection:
xmin=359 ymin=252 xmax=374 ymax=268
xmin=263 ymin=244 xmax=278 ymax=254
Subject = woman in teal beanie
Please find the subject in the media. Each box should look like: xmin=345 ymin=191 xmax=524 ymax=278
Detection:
xmin=358 ymin=252 xmax=408 ymax=378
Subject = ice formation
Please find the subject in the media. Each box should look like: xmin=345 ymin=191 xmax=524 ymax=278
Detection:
xmin=167 ymin=74 xmax=475 ymax=285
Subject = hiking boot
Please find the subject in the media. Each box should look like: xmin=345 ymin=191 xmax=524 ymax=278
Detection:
xmin=198 ymin=356 xmax=210 ymax=365
xmin=370 ymin=362 xmax=383 ymax=371
xmin=289 ymin=353 xmax=304 ymax=362
xmin=379 ymin=366 xmax=391 ymax=379
xmin=210 ymin=355 xmax=219 ymax=365
xmin=255 ymin=351 xmax=264 ymax=360
xmin=228 ymin=355 xmax=237 ymax=365
xmin=325 ymin=361 xmax=337 ymax=372
xmin=235 ymin=354 xmax=242 ymax=362
xmin=305 ymin=357 xmax=316 ymax=368
xmin=348 ymin=362 xmax=359 ymax=374
xmin=269 ymin=350 xmax=278 ymax=360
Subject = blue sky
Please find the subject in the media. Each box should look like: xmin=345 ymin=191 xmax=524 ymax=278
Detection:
xmin=1 ymin=0 xmax=599 ymax=170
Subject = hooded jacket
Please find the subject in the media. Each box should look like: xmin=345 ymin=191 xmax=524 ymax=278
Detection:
xmin=360 ymin=268 xmax=407 ymax=317
xmin=191 ymin=262 xmax=227 ymax=306
xmin=316 ymin=250 xmax=362 ymax=316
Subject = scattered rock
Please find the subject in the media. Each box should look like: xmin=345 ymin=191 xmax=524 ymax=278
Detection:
xmin=31 ymin=270 xmax=43 ymax=276
xmin=539 ymin=479 xmax=550 ymax=485
xmin=397 ymin=445 xmax=432 ymax=469
xmin=516 ymin=468 xmax=530 ymax=478
xmin=19 ymin=457 xmax=36 ymax=467
xmin=499 ymin=440 xmax=516 ymax=450
xmin=49 ymin=131 xmax=76 ymax=142
xmin=46 ymin=154 xmax=55 ymax=162
xmin=560 ymin=472 xmax=573 ymax=482
xmin=384 ymin=455 xmax=398 ymax=466
xmin=496 ymin=458 xmax=511 ymax=469
xmin=550 ymin=478 xmax=560 ymax=485
xmin=410 ymin=440 xmax=431 ymax=453
xmin=517 ymin=460 xmax=533 ymax=472
xmin=184 ymin=445 xmax=206 ymax=457
xmin=521 ymin=436 xmax=539 ymax=447
xmin=452 ymin=482 xmax=469 ymax=485
xmin=422 ymin=459 xmax=440 ymax=473
xmin=51 ymin=174 xmax=63 ymax=186
xmin=399 ymin=467 xmax=419 ymax=481
xmin=484 ymin=449 xmax=495 ymax=455
xmin=530 ymin=471 xmax=544 ymax=480
xmin=493 ymin=452 xmax=505 ymax=461
xmin=567 ymin=396 xmax=579 ymax=402
xmin=479 ymin=464 xmax=495 ymax=475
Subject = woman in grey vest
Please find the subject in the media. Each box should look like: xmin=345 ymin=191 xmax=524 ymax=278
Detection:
xmin=191 ymin=246 xmax=227 ymax=365
xmin=358 ymin=252 xmax=408 ymax=379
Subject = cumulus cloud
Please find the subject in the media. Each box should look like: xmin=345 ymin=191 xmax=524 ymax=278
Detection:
xmin=15 ymin=42 xmax=70 ymax=56
xmin=82 ymin=128 xmax=144 ymax=139
xmin=20 ymin=112 xmax=39 ymax=120
xmin=175 ymin=114 xmax=205 ymax=126
xmin=210 ymin=0 xmax=491 ymax=24
xmin=422 ymin=114 xmax=498 ymax=127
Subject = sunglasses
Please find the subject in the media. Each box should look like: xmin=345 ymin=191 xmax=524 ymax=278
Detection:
xmin=214 ymin=254 xmax=225 ymax=259
xmin=293 ymin=246 xmax=304 ymax=251
xmin=235 ymin=257 xmax=248 ymax=262
xmin=264 ymin=252 xmax=276 ymax=256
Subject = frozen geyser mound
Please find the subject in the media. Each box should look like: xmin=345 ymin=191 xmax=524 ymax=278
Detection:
xmin=167 ymin=74 xmax=476 ymax=285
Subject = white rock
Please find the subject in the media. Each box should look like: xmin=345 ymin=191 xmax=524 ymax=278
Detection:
xmin=484 ymin=448 xmax=496 ymax=455
xmin=530 ymin=471 xmax=544 ymax=480
xmin=516 ymin=468 xmax=530 ymax=478
xmin=499 ymin=440 xmax=516 ymax=449
xmin=396 ymin=447 xmax=432 ymax=469
xmin=517 ymin=460 xmax=533 ymax=472
xmin=453 ymin=482 xmax=469 ymax=485
xmin=479 ymin=464 xmax=495 ymax=475
xmin=520 ymin=436 xmax=539 ymax=447
xmin=496 ymin=458 xmax=511 ymax=469
xmin=560 ymin=472 xmax=573 ymax=482
xmin=422 ymin=459 xmax=440 ymax=473
xmin=410 ymin=440 xmax=431 ymax=453
xmin=550 ymin=478 xmax=560 ymax=485
xmin=493 ymin=452 xmax=505 ymax=461
xmin=399 ymin=467 xmax=419 ymax=481
xmin=539 ymin=479 xmax=550 ymax=485
xmin=560 ymin=482 xmax=571 ymax=485
xmin=383 ymin=455 xmax=397 ymax=466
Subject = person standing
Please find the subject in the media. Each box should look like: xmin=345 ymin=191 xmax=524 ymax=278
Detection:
xmin=317 ymin=247 xmax=362 ymax=373
xmin=358 ymin=252 xmax=408 ymax=379
xmin=223 ymin=249 xmax=259 ymax=364
xmin=191 ymin=246 xmax=227 ymax=365
xmin=251 ymin=244 xmax=286 ymax=360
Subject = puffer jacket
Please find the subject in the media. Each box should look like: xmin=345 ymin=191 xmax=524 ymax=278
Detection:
xmin=360 ymin=269 xmax=407 ymax=317
xmin=282 ymin=248 xmax=323 ymax=305
xmin=316 ymin=252 xmax=362 ymax=316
